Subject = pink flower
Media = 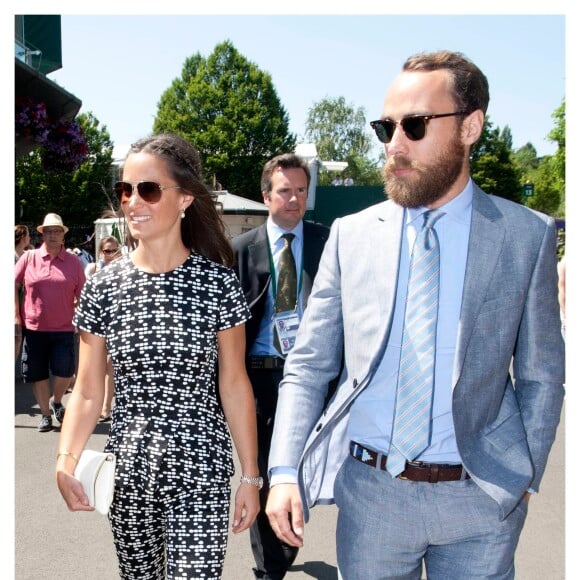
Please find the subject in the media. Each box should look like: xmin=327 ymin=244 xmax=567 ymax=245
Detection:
xmin=15 ymin=97 xmax=49 ymax=142
xmin=15 ymin=97 xmax=89 ymax=173
xmin=40 ymin=119 xmax=89 ymax=172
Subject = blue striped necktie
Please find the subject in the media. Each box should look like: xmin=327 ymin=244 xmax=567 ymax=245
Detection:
xmin=387 ymin=209 xmax=444 ymax=477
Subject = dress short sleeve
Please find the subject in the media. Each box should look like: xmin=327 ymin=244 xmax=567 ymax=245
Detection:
xmin=217 ymin=267 xmax=251 ymax=332
xmin=73 ymin=273 xmax=107 ymax=337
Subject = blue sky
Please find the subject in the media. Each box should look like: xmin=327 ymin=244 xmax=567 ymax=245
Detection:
xmin=47 ymin=14 xmax=564 ymax=159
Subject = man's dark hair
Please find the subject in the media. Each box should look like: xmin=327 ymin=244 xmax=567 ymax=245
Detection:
xmin=261 ymin=153 xmax=311 ymax=195
xmin=403 ymin=50 xmax=490 ymax=115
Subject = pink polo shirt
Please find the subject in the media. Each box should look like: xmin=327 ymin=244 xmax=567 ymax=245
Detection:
xmin=15 ymin=245 xmax=86 ymax=332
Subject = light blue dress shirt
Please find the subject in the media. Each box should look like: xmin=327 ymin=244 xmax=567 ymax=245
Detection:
xmin=249 ymin=218 xmax=304 ymax=356
xmin=348 ymin=182 xmax=473 ymax=464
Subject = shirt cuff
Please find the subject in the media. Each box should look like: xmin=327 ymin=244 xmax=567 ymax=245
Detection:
xmin=269 ymin=466 xmax=298 ymax=487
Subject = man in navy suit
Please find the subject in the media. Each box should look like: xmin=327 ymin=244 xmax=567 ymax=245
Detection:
xmin=232 ymin=153 xmax=330 ymax=579
xmin=266 ymin=51 xmax=565 ymax=579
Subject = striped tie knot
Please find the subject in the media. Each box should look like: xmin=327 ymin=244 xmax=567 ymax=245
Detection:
xmin=421 ymin=209 xmax=444 ymax=250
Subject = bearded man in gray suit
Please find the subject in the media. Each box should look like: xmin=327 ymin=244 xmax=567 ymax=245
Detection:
xmin=266 ymin=50 xmax=565 ymax=579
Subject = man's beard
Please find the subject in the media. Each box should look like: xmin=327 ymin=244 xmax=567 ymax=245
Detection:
xmin=382 ymin=136 xmax=466 ymax=208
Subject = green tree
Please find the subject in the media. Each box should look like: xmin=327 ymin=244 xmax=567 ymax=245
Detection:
xmin=15 ymin=112 xmax=114 ymax=234
xmin=304 ymin=96 xmax=382 ymax=186
xmin=154 ymin=41 xmax=295 ymax=202
xmin=513 ymin=142 xmax=539 ymax=174
xmin=499 ymin=126 xmax=513 ymax=150
xmin=525 ymin=157 xmax=561 ymax=216
xmin=547 ymin=99 xmax=565 ymax=216
xmin=470 ymin=118 xmax=521 ymax=203
xmin=520 ymin=99 xmax=565 ymax=218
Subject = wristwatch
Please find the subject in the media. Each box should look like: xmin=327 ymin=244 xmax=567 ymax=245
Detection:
xmin=240 ymin=475 xmax=264 ymax=490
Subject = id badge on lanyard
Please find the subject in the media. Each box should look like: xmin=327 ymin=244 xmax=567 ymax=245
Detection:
xmin=273 ymin=310 xmax=301 ymax=355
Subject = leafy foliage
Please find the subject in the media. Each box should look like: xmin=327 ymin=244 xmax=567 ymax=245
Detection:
xmin=514 ymin=99 xmax=565 ymax=218
xmin=153 ymin=41 xmax=296 ymax=202
xmin=304 ymin=96 xmax=382 ymax=186
xmin=547 ymin=99 xmax=565 ymax=214
xmin=524 ymin=157 xmax=562 ymax=216
xmin=470 ymin=118 xmax=522 ymax=203
xmin=513 ymin=142 xmax=539 ymax=173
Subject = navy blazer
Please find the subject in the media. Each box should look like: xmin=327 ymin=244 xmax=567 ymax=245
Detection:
xmin=231 ymin=220 xmax=330 ymax=354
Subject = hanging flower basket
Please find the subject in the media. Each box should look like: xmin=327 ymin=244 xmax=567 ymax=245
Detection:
xmin=15 ymin=97 xmax=89 ymax=172
xmin=40 ymin=118 xmax=90 ymax=173
xmin=15 ymin=97 xmax=50 ymax=142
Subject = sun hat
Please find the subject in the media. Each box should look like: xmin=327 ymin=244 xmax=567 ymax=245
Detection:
xmin=37 ymin=213 xmax=69 ymax=234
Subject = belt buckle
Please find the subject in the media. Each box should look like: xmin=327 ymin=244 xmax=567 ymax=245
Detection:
xmin=399 ymin=459 xmax=422 ymax=481
xmin=264 ymin=357 xmax=274 ymax=369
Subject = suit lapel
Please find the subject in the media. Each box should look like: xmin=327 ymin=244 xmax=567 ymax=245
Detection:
xmin=453 ymin=188 xmax=505 ymax=385
xmin=247 ymin=225 xmax=272 ymax=307
xmin=370 ymin=201 xmax=405 ymax=342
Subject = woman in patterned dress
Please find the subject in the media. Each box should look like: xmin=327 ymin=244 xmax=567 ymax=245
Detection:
xmin=56 ymin=134 xmax=260 ymax=579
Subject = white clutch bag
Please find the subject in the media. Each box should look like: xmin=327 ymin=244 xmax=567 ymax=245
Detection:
xmin=74 ymin=450 xmax=116 ymax=515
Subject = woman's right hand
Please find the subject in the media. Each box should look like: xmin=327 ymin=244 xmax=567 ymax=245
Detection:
xmin=56 ymin=469 xmax=94 ymax=512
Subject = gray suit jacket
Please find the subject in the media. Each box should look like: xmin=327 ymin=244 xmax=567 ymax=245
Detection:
xmin=269 ymin=186 xmax=565 ymax=520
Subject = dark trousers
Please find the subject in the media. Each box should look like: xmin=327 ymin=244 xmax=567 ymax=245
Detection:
xmin=248 ymin=368 xmax=299 ymax=580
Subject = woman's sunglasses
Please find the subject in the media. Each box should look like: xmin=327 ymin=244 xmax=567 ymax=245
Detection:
xmin=102 ymin=248 xmax=119 ymax=255
xmin=370 ymin=111 xmax=468 ymax=144
xmin=114 ymin=181 xmax=182 ymax=204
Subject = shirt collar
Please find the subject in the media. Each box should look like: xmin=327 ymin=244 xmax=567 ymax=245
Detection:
xmin=266 ymin=217 xmax=304 ymax=246
xmin=405 ymin=178 xmax=474 ymax=227
xmin=40 ymin=243 xmax=68 ymax=261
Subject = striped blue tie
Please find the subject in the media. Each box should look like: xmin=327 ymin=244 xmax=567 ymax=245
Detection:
xmin=387 ymin=209 xmax=444 ymax=477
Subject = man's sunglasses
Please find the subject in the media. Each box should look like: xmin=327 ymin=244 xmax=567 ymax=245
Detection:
xmin=114 ymin=181 xmax=182 ymax=204
xmin=370 ymin=111 xmax=468 ymax=144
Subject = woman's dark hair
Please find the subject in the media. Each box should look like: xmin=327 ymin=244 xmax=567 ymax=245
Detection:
xmin=15 ymin=224 xmax=29 ymax=246
xmin=122 ymin=133 xmax=233 ymax=267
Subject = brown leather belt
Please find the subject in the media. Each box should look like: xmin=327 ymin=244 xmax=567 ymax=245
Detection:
xmin=246 ymin=356 xmax=285 ymax=370
xmin=349 ymin=441 xmax=469 ymax=483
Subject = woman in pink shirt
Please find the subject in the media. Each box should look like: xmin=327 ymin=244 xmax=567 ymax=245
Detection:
xmin=15 ymin=213 xmax=86 ymax=432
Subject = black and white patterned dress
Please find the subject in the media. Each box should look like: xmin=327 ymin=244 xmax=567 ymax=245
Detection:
xmin=74 ymin=252 xmax=250 ymax=579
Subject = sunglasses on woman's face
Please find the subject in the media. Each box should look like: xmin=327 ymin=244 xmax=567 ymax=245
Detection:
xmin=102 ymin=248 xmax=119 ymax=255
xmin=114 ymin=181 xmax=182 ymax=204
xmin=370 ymin=111 xmax=468 ymax=144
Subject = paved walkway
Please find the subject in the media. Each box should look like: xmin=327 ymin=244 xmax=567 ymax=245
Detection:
xmin=14 ymin=380 xmax=564 ymax=579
